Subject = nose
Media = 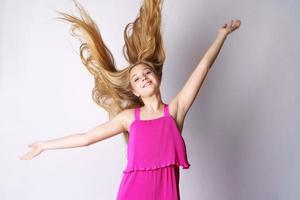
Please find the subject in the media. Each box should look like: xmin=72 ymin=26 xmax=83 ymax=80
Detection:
xmin=141 ymin=75 xmax=148 ymax=82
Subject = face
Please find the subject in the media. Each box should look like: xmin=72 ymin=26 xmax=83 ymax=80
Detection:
xmin=129 ymin=63 xmax=160 ymax=98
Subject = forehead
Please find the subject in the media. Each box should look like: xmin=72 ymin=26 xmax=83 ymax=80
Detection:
xmin=130 ymin=64 xmax=152 ymax=77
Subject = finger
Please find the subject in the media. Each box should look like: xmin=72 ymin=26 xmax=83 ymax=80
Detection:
xmin=229 ymin=20 xmax=238 ymax=32
xmin=21 ymin=156 xmax=30 ymax=160
xmin=234 ymin=19 xmax=241 ymax=27
xmin=230 ymin=20 xmax=235 ymax=30
xmin=235 ymin=19 xmax=241 ymax=27
xmin=23 ymin=151 xmax=32 ymax=158
xmin=23 ymin=154 xmax=32 ymax=160
xmin=232 ymin=20 xmax=237 ymax=27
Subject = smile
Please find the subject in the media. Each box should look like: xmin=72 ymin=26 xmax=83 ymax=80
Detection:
xmin=143 ymin=81 xmax=152 ymax=88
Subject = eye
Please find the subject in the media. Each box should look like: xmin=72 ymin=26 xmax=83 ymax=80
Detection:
xmin=133 ymin=70 xmax=151 ymax=82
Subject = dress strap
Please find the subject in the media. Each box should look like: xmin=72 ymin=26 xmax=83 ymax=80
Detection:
xmin=163 ymin=103 xmax=170 ymax=117
xmin=134 ymin=107 xmax=140 ymax=120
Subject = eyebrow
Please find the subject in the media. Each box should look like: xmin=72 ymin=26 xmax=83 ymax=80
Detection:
xmin=131 ymin=67 xmax=151 ymax=79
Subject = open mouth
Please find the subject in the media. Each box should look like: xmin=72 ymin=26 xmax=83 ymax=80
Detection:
xmin=143 ymin=81 xmax=152 ymax=88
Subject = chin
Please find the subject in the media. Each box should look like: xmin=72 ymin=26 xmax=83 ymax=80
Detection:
xmin=145 ymin=87 xmax=160 ymax=95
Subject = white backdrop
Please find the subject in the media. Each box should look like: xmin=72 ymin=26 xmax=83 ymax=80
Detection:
xmin=1 ymin=0 xmax=299 ymax=199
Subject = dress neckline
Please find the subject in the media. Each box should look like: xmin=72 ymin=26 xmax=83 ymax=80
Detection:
xmin=138 ymin=115 xmax=167 ymax=122
xmin=136 ymin=103 xmax=168 ymax=121
xmin=128 ymin=103 xmax=170 ymax=131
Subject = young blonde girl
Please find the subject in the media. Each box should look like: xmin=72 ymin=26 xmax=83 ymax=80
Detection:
xmin=20 ymin=0 xmax=241 ymax=199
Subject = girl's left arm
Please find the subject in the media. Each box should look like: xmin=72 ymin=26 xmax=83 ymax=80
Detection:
xmin=174 ymin=19 xmax=241 ymax=116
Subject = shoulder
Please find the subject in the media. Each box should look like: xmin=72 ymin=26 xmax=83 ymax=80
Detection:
xmin=118 ymin=108 xmax=136 ymax=132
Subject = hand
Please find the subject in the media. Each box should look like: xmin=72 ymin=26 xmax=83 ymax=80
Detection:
xmin=19 ymin=141 xmax=45 ymax=160
xmin=219 ymin=19 xmax=241 ymax=36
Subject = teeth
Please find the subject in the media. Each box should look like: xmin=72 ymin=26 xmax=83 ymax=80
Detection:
xmin=144 ymin=82 xmax=151 ymax=88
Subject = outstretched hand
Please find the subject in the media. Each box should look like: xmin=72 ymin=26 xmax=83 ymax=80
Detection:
xmin=19 ymin=141 xmax=45 ymax=160
xmin=219 ymin=19 xmax=241 ymax=36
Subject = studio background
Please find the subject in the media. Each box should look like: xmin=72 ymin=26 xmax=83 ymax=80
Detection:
xmin=0 ymin=0 xmax=299 ymax=199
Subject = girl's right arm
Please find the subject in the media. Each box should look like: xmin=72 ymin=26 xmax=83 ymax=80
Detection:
xmin=19 ymin=109 xmax=128 ymax=160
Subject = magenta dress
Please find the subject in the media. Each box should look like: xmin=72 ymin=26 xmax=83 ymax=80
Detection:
xmin=116 ymin=103 xmax=191 ymax=200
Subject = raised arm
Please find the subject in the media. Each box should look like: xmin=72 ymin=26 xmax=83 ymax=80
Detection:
xmin=19 ymin=110 xmax=128 ymax=160
xmin=174 ymin=19 xmax=241 ymax=117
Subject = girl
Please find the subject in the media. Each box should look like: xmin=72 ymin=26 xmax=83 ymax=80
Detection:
xmin=20 ymin=0 xmax=241 ymax=199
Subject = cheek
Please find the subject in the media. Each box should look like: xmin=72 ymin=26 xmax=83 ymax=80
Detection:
xmin=150 ymin=74 xmax=158 ymax=83
xmin=131 ymin=82 xmax=140 ymax=92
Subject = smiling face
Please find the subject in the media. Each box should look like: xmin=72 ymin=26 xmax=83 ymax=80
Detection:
xmin=129 ymin=63 xmax=161 ymax=98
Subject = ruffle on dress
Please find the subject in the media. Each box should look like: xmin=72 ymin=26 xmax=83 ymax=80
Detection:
xmin=123 ymin=161 xmax=190 ymax=174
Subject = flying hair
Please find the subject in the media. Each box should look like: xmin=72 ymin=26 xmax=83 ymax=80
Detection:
xmin=55 ymin=0 xmax=166 ymax=144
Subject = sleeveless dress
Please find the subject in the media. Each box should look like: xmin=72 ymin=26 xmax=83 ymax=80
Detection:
xmin=116 ymin=103 xmax=191 ymax=200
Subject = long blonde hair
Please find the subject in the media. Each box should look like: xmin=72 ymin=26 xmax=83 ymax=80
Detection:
xmin=55 ymin=0 xmax=165 ymax=143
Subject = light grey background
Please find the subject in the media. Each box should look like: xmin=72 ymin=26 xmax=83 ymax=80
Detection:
xmin=1 ymin=0 xmax=299 ymax=199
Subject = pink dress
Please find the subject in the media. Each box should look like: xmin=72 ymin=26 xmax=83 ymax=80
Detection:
xmin=116 ymin=103 xmax=191 ymax=200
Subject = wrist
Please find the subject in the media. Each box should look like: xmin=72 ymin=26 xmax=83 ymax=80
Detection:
xmin=39 ymin=141 xmax=48 ymax=151
xmin=218 ymin=30 xmax=228 ymax=38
